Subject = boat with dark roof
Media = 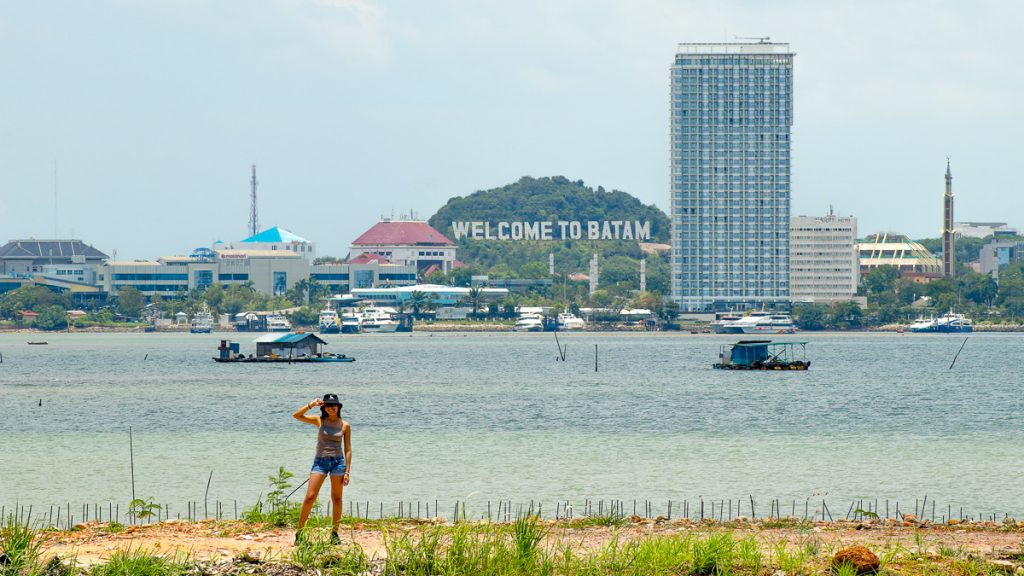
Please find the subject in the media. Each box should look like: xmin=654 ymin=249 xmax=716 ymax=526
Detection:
xmin=713 ymin=340 xmax=810 ymax=370
xmin=213 ymin=333 xmax=354 ymax=363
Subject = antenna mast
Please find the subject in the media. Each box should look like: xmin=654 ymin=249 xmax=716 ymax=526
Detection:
xmin=249 ymin=165 xmax=259 ymax=237
xmin=53 ymin=160 xmax=58 ymax=238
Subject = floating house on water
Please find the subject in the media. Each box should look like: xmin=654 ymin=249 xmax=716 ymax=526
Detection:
xmin=214 ymin=333 xmax=354 ymax=363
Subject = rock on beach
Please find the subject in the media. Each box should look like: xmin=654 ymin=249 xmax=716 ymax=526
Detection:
xmin=832 ymin=546 xmax=880 ymax=574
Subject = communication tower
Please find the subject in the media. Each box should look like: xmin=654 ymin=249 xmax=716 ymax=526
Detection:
xmin=249 ymin=165 xmax=259 ymax=238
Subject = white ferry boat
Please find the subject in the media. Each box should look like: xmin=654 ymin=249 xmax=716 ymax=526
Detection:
xmin=513 ymin=312 xmax=544 ymax=332
xmin=359 ymin=307 xmax=400 ymax=333
xmin=710 ymin=313 xmax=743 ymax=334
xmin=556 ymin=312 xmax=586 ymax=330
xmin=339 ymin=311 xmax=362 ymax=334
xmin=910 ymin=311 xmax=973 ymax=333
xmin=318 ymin=306 xmax=341 ymax=334
xmin=714 ymin=312 xmax=796 ymax=335
xmin=266 ymin=314 xmax=293 ymax=332
xmin=190 ymin=304 xmax=214 ymax=334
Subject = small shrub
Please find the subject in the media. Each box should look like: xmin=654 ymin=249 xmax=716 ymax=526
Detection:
xmin=243 ymin=467 xmax=302 ymax=527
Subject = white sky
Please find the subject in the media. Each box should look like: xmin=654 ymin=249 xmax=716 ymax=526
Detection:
xmin=1 ymin=0 xmax=1021 ymax=259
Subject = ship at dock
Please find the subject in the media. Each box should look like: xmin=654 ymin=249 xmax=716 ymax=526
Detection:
xmin=318 ymin=305 xmax=341 ymax=334
xmin=910 ymin=311 xmax=973 ymax=333
xmin=711 ymin=311 xmax=796 ymax=335
xmin=190 ymin=304 xmax=214 ymax=334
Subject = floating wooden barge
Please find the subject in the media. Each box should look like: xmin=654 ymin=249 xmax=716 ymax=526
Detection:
xmin=214 ymin=333 xmax=355 ymax=363
xmin=713 ymin=340 xmax=810 ymax=370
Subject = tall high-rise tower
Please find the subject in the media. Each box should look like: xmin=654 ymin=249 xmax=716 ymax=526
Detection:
xmin=943 ymin=160 xmax=955 ymax=278
xmin=669 ymin=42 xmax=794 ymax=312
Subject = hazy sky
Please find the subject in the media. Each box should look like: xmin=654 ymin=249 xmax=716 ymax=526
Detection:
xmin=1 ymin=1 xmax=1021 ymax=259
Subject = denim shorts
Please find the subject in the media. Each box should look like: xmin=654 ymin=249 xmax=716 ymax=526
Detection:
xmin=311 ymin=456 xmax=347 ymax=476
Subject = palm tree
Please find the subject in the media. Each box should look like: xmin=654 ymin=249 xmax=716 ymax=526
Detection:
xmin=409 ymin=290 xmax=429 ymax=319
xmin=465 ymin=286 xmax=485 ymax=317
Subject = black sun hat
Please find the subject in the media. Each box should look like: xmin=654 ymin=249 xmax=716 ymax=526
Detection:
xmin=322 ymin=393 xmax=342 ymax=408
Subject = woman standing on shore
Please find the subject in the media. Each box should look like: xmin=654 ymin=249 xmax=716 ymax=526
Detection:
xmin=292 ymin=393 xmax=351 ymax=544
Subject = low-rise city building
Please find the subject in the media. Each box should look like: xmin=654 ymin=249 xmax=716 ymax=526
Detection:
xmin=214 ymin=226 xmax=316 ymax=263
xmin=0 ymin=239 xmax=108 ymax=277
xmin=350 ymin=219 xmax=457 ymax=274
xmin=790 ymin=212 xmax=859 ymax=302
xmin=955 ymin=222 xmax=1019 ymax=239
xmin=979 ymin=239 xmax=1024 ymax=280
xmin=95 ymin=250 xmax=417 ymax=298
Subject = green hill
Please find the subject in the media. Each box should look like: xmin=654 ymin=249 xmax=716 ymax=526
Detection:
xmin=428 ymin=176 xmax=670 ymax=243
xmin=427 ymin=176 xmax=671 ymax=298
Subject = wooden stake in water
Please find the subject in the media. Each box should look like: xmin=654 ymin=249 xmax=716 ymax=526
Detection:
xmin=594 ymin=344 xmax=598 ymax=372
xmin=949 ymin=337 xmax=968 ymax=369
xmin=129 ymin=427 xmax=136 ymax=504
xmin=204 ymin=470 xmax=213 ymax=519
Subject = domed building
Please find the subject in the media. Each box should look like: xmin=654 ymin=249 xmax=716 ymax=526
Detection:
xmin=858 ymin=232 xmax=942 ymax=276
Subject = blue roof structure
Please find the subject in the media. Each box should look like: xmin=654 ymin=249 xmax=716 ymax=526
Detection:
xmin=241 ymin=227 xmax=309 ymax=244
xmin=254 ymin=332 xmax=327 ymax=345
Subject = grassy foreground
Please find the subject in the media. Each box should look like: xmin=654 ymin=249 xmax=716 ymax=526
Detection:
xmin=4 ymin=513 xmax=1024 ymax=575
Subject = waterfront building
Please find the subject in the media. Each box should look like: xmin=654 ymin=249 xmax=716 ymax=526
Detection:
xmin=942 ymin=162 xmax=955 ymax=278
xmin=312 ymin=261 xmax=417 ymax=294
xmin=858 ymin=232 xmax=941 ymax=276
xmin=956 ymin=222 xmax=1019 ymax=239
xmin=95 ymin=250 xmax=416 ymax=298
xmin=347 ymin=283 xmax=508 ymax=307
xmin=789 ymin=211 xmax=858 ymax=302
xmin=0 ymin=239 xmax=108 ymax=277
xmin=350 ymin=219 xmax=457 ymax=274
xmin=214 ymin=226 xmax=316 ymax=263
xmin=669 ymin=41 xmax=794 ymax=312
xmin=979 ymin=239 xmax=1024 ymax=280
xmin=470 ymin=275 xmax=553 ymax=294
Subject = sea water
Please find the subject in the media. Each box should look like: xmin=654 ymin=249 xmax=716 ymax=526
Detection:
xmin=1 ymin=331 xmax=1022 ymax=519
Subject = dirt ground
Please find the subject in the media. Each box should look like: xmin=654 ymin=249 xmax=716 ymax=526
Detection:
xmin=41 ymin=518 xmax=1024 ymax=567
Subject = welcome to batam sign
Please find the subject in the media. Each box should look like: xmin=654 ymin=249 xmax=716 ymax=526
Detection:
xmin=451 ymin=220 xmax=651 ymax=241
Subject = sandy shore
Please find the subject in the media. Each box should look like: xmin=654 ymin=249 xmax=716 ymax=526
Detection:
xmin=40 ymin=517 xmax=1024 ymax=567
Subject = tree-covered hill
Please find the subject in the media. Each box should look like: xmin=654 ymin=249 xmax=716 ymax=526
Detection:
xmin=428 ymin=176 xmax=670 ymax=243
xmin=424 ymin=176 xmax=672 ymax=302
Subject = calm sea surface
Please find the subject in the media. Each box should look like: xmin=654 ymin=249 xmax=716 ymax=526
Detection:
xmin=1 ymin=331 xmax=1022 ymax=519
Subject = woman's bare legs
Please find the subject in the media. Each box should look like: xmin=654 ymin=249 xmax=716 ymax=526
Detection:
xmin=329 ymin=475 xmax=344 ymax=531
xmin=298 ymin=473 xmax=327 ymax=530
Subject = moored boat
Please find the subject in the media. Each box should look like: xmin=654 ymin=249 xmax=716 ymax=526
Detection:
xmin=910 ymin=311 xmax=973 ymax=333
xmin=213 ymin=334 xmax=355 ymax=363
xmin=318 ymin=305 xmax=341 ymax=334
xmin=713 ymin=340 xmax=810 ymax=370
xmin=712 ymin=312 xmax=796 ymax=335
xmin=556 ymin=312 xmax=586 ymax=330
xmin=190 ymin=304 xmax=214 ymax=334
xmin=513 ymin=313 xmax=544 ymax=332
xmin=266 ymin=314 xmax=293 ymax=332
xmin=358 ymin=307 xmax=400 ymax=333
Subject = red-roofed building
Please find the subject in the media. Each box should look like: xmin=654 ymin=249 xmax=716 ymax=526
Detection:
xmin=347 ymin=252 xmax=392 ymax=265
xmin=350 ymin=220 xmax=457 ymax=274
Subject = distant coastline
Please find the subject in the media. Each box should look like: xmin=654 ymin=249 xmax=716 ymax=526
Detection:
xmin=3 ymin=323 xmax=1024 ymax=334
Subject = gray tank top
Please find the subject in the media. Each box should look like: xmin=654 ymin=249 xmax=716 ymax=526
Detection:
xmin=316 ymin=419 xmax=344 ymax=458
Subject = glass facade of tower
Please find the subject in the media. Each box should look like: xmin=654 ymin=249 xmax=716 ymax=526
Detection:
xmin=670 ymin=43 xmax=794 ymax=312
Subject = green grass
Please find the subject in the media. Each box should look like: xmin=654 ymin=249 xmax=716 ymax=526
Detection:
xmin=88 ymin=547 xmax=190 ymax=576
xmin=291 ymin=528 xmax=368 ymax=575
xmin=0 ymin=514 xmax=46 ymax=576
xmin=5 ymin=512 xmax=1024 ymax=575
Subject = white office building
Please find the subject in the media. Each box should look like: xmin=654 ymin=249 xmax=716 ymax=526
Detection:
xmin=790 ymin=212 xmax=859 ymax=302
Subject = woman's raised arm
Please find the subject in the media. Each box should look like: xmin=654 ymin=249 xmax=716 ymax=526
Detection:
xmin=292 ymin=398 xmax=322 ymax=425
